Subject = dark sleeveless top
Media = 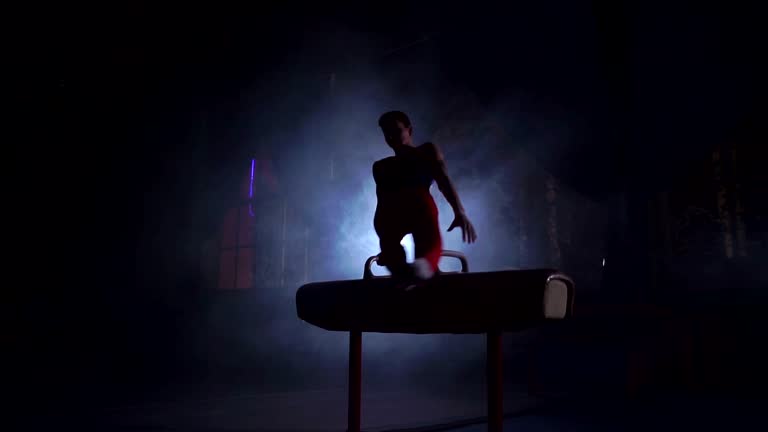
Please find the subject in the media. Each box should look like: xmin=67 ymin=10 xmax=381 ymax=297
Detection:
xmin=373 ymin=144 xmax=435 ymax=193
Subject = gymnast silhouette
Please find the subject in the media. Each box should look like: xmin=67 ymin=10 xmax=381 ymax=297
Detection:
xmin=373 ymin=111 xmax=477 ymax=283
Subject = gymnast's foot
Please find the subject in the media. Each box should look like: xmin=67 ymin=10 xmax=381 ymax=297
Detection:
xmin=402 ymin=258 xmax=436 ymax=292
xmin=412 ymin=258 xmax=436 ymax=279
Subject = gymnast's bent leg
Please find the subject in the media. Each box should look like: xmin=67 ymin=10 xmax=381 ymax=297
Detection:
xmin=374 ymin=216 xmax=410 ymax=278
xmin=411 ymin=200 xmax=442 ymax=280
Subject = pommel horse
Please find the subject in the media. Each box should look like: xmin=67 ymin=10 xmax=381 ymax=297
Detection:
xmin=296 ymin=251 xmax=575 ymax=432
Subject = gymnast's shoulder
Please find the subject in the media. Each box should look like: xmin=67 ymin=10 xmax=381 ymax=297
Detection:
xmin=373 ymin=156 xmax=396 ymax=168
xmin=418 ymin=142 xmax=445 ymax=161
xmin=372 ymin=156 xmax=396 ymax=176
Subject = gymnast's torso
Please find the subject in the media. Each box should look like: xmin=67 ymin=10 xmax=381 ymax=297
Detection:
xmin=373 ymin=144 xmax=438 ymax=220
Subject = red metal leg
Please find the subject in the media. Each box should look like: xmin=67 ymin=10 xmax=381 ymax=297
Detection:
xmin=348 ymin=330 xmax=362 ymax=432
xmin=487 ymin=331 xmax=503 ymax=432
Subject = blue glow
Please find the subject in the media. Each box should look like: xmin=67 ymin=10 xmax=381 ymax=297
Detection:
xmin=249 ymin=159 xmax=255 ymax=216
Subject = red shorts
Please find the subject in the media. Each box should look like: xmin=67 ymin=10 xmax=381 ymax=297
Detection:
xmin=374 ymin=189 xmax=442 ymax=276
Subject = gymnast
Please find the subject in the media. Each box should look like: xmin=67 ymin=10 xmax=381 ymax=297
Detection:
xmin=373 ymin=111 xmax=477 ymax=285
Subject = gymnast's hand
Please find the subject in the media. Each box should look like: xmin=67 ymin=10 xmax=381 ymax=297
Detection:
xmin=448 ymin=212 xmax=477 ymax=244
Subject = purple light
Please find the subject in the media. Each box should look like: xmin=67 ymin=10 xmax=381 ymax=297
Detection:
xmin=249 ymin=159 xmax=255 ymax=216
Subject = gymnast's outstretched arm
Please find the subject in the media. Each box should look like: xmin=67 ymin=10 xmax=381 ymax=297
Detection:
xmin=424 ymin=142 xmax=477 ymax=243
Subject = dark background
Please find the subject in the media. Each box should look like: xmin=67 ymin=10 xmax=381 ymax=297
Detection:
xmin=14 ymin=0 xmax=767 ymax=428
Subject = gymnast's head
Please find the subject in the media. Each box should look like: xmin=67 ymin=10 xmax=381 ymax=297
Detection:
xmin=378 ymin=111 xmax=414 ymax=150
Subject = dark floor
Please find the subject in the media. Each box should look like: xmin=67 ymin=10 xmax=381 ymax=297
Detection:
xmin=23 ymin=388 xmax=765 ymax=432
xmin=455 ymin=395 xmax=765 ymax=432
